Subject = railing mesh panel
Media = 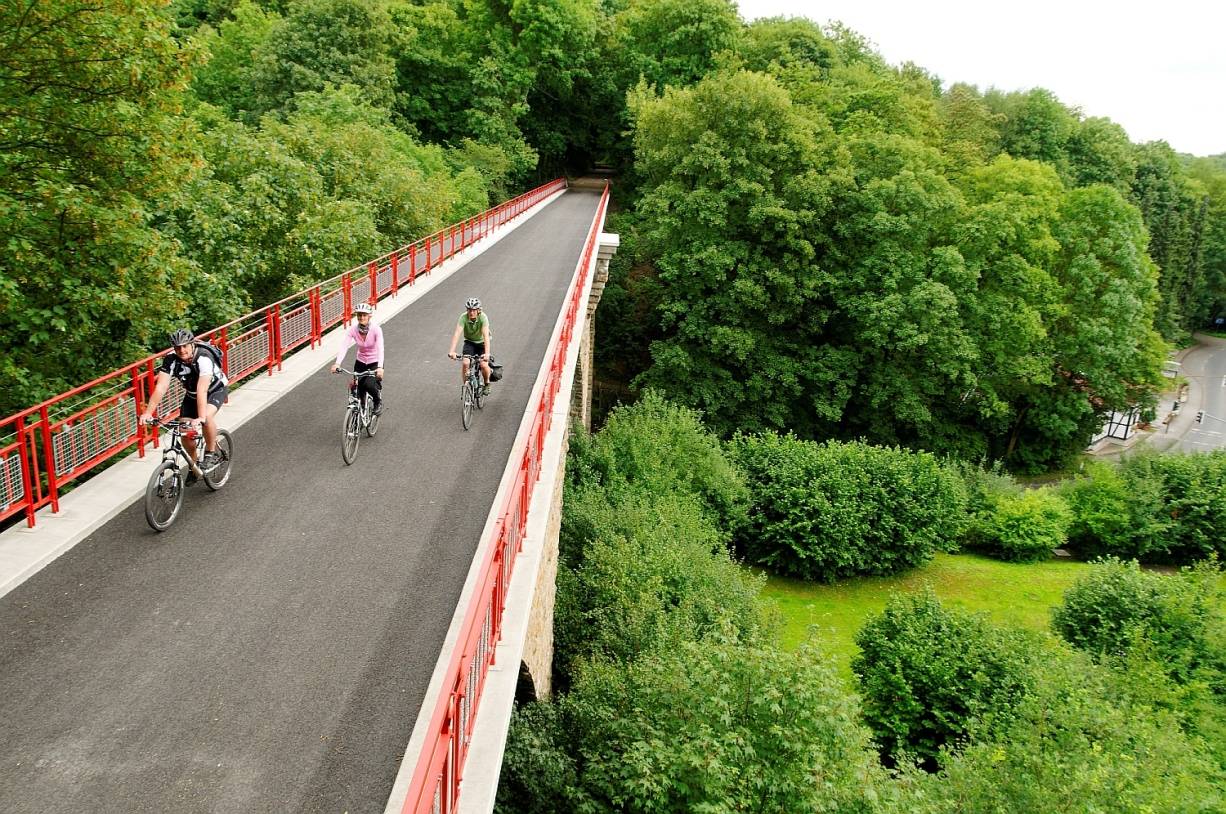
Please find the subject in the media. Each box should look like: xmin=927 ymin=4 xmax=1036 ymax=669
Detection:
xmin=1 ymin=452 xmax=24 ymax=512
xmin=52 ymin=396 xmax=137 ymax=477
xmin=281 ymin=307 xmax=312 ymax=351
xmin=321 ymin=290 xmax=345 ymax=327
xmin=228 ymin=329 xmax=269 ymax=378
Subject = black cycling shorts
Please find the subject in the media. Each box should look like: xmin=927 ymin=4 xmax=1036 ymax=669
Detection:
xmin=462 ymin=340 xmax=486 ymax=357
xmin=180 ymin=386 xmax=227 ymax=419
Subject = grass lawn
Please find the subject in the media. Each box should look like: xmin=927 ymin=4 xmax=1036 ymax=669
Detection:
xmin=758 ymin=553 xmax=1095 ymax=682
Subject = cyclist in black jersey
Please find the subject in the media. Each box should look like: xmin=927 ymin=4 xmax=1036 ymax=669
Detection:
xmin=140 ymin=329 xmax=230 ymax=473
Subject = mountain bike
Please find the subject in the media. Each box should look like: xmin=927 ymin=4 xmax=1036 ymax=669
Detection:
xmin=143 ymin=417 xmax=234 ymax=531
xmin=338 ymin=368 xmax=382 ymax=464
xmin=455 ymin=354 xmax=489 ymax=430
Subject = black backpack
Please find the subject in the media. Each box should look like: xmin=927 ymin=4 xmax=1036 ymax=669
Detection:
xmin=195 ymin=340 xmax=224 ymax=373
xmin=489 ymin=355 xmax=504 ymax=382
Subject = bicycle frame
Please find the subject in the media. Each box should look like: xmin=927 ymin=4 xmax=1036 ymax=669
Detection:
xmin=156 ymin=420 xmax=207 ymax=478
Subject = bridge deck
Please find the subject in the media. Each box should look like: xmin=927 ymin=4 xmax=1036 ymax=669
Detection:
xmin=0 ymin=189 xmax=603 ymax=813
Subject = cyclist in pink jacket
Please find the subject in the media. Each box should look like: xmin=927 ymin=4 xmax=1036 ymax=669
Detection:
xmin=330 ymin=302 xmax=385 ymax=414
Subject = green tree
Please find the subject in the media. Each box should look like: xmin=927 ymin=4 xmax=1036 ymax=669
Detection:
xmin=188 ymin=0 xmax=280 ymax=120
xmin=629 ymin=69 xmax=851 ymax=436
xmin=249 ymin=0 xmax=400 ymax=116
xmin=0 ymin=0 xmax=200 ymax=415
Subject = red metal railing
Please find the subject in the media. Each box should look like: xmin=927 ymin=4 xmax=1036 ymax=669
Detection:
xmin=400 ymin=184 xmax=610 ymax=813
xmin=0 ymin=179 xmax=568 ymax=528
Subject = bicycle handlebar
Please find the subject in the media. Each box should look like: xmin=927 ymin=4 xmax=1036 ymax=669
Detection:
xmin=143 ymin=417 xmax=199 ymax=431
xmin=334 ymin=368 xmax=379 ymax=377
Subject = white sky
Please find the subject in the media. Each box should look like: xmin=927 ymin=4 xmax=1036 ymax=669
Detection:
xmin=734 ymin=0 xmax=1226 ymax=157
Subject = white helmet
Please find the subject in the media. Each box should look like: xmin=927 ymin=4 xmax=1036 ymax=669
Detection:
xmin=465 ymin=297 xmax=481 ymax=310
xmin=353 ymin=302 xmax=374 ymax=316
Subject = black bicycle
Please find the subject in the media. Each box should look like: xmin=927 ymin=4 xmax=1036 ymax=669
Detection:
xmin=143 ymin=417 xmax=234 ymax=531
xmin=338 ymin=368 xmax=382 ymax=464
xmin=455 ymin=354 xmax=489 ymax=430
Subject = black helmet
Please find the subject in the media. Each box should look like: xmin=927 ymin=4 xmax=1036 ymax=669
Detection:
xmin=169 ymin=328 xmax=195 ymax=347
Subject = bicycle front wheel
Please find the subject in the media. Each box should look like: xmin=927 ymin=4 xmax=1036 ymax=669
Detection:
xmin=365 ymin=403 xmax=380 ymax=437
xmin=203 ymin=430 xmax=234 ymax=491
xmin=145 ymin=461 xmax=185 ymax=532
xmin=461 ymin=382 xmax=474 ymax=430
xmin=342 ymin=405 xmax=361 ymax=464
xmin=474 ymin=377 xmax=486 ymax=410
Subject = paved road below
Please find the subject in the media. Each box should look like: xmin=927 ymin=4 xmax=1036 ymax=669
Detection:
xmin=0 ymin=189 xmax=603 ymax=814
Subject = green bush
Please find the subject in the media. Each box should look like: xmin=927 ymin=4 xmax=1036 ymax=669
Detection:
xmin=947 ymin=458 xmax=1023 ymax=528
xmin=968 ymin=487 xmax=1071 ymax=562
xmin=567 ymin=390 xmax=749 ymax=536
xmin=553 ymin=486 xmax=766 ymax=687
xmin=561 ymin=633 xmax=890 ymax=814
xmin=732 ymin=434 xmax=967 ymax=581
xmin=495 ymin=700 xmax=577 ymax=814
xmin=1063 ymin=452 xmax=1226 ymax=564
xmin=899 ymin=648 xmax=1225 ymax=813
xmin=1051 ymin=557 xmax=1225 ymax=686
xmin=853 ymin=590 xmax=1035 ymax=769
xmin=1063 ymin=459 xmax=1172 ymax=560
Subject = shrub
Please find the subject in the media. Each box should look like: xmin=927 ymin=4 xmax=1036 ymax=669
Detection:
xmin=1063 ymin=452 xmax=1226 ymax=564
xmin=853 ymin=590 xmax=1035 ymax=769
xmin=562 ymin=633 xmax=890 ymax=814
xmin=1051 ymin=556 xmax=1225 ymax=686
xmin=731 ymin=433 xmax=967 ymax=581
xmin=1063 ymin=458 xmax=1172 ymax=560
xmin=553 ymin=486 xmax=766 ymax=687
xmin=566 ymin=390 xmax=749 ymax=534
xmin=899 ymin=647 xmax=1225 ymax=813
xmin=968 ymin=487 xmax=1071 ymax=562
xmin=495 ymin=700 xmax=577 ymax=814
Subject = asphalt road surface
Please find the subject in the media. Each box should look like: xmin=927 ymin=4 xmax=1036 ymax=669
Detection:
xmin=1178 ymin=334 xmax=1226 ymax=452
xmin=0 ymin=189 xmax=603 ymax=813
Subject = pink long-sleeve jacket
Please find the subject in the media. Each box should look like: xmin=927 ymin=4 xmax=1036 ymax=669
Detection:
xmin=334 ymin=323 xmax=384 ymax=367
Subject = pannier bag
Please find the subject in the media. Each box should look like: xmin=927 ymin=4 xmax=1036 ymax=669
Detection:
xmin=489 ymin=356 xmax=504 ymax=382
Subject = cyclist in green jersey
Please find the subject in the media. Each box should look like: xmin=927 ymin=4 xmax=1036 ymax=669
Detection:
xmin=447 ymin=297 xmax=492 ymax=395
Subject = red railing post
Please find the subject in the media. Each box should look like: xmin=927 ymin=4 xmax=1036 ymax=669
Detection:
xmin=342 ymin=272 xmax=352 ymax=320
xmin=266 ymin=307 xmax=278 ymax=374
xmin=368 ymin=261 xmax=378 ymax=302
xmin=391 ymin=251 xmax=400 ymax=293
xmin=38 ymin=405 xmax=59 ymax=513
xmin=309 ymin=288 xmax=321 ymax=346
xmin=424 ymin=237 xmax=433 ymax=275
xmin=409 ymin=244 xmax=418 ymax=284
xmin=16 ymin=416 xmax=35 ymax=527
xmin=132 ymin=367 xmax=147 ymax=457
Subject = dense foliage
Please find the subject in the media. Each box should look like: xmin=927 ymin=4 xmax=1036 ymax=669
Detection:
xmin=4 ymin=0 xmax=1224 ymax=475
xmin=0 ymin=0 xmax=201 ymax=413
xmin=965 ymin=487 xmax=1071 ymax=562
xmin=731 ymin=433 xmax=966 ymax=581
xmin=501 ymin=395 xmax=893 ymax=813
xmin=1064 ymin=451 xmax=1226 ymax=563
xmin=1052 ymin=557 xmax=1225 ymax=684
xmin=899 ymin=647 xmax=1225 ymax=813
xmin=853 ymin=590 xmax=1035 ymax=769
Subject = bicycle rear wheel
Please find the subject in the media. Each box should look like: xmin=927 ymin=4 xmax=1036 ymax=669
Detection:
xmin=145 ymin=461 xmax=185 ymax=532
xmin=203 ymin=430 xmax=234 ymax=491
xmin=461 ymin=382 xmax=474 ymax=430
xmin=342 ymin=405 xmax=361 ymax=464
